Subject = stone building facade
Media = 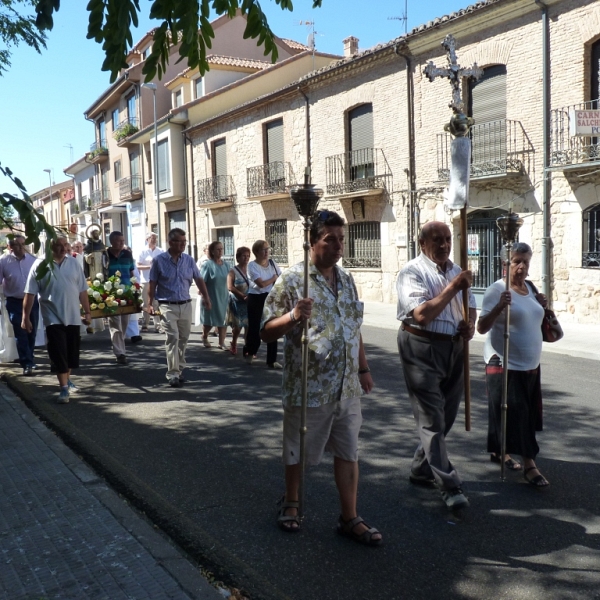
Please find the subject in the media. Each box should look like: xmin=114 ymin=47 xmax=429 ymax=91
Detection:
xmin=184 ymin=0 xmax=600 ymax=323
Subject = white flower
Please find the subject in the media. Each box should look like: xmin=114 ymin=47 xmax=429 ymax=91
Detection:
xmin=95 ymin=273 xmax=104 ymax=281
xmin=114 ymin=278 xmax=121 ymax=285
xmin=98 ymin=302 xmax=106 ymax=309
xmin=116 ymin=288 xmax=124 ymax=296
xmin=130 ymin=276 xmax=137 ymax=283
xmin=104 ymin=282 xmax=113 ymax=291
xmin=93 ymin=291 xmax=101 ymax=300
xmin=90 ymin=303 xmax=98 ymax=310
xmin=87 ymin=288 xmax=94 ymax=296
xmin=120 ymin=300 xmax=127 ymax=306
xmin=93 ymin=279 xmax=101 ymax=287
xmin=115 ymin=270 xmax=121 ymax=277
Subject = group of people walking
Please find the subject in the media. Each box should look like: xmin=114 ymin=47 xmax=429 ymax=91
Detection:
xmin=0 ymin=212 xmax=552 ymax=548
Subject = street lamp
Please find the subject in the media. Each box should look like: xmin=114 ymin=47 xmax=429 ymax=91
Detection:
xmin=43 ymin=168 xmax=53 ymax=226
xmin=142 ymin=82 xmax=161 ymax=248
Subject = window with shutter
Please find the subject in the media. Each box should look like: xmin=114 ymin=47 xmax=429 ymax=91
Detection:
xmin=156 ymin=138 xmax=170 ymax=193
xmin=213 ymin=138 xmax=228 ymax=199
xmin=265 ymin=119 xmax=285 ymax=190
xmin=348 ymin=104 xmax=374 ymax=181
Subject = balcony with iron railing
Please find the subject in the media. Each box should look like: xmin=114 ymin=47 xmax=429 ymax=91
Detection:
xmin=114 ymin=117 xmax=139 ymax=145
xmin=86 ymin=139 xmax=108 ymax=164
xmin=119 ymin=175 xmax=143 ymax=200
xmin=550 ymin=99 xmax=600 ymax=169
xmin=197 ymin=175 xmax=236 ymax=208
xmin=247 ymin=161 xmax=295 ymax=201
xmin=436 ymin=119 xmax=534 ymax=181
xmin=89 ymin=188 xmax=110 ymax=208
xmin=326 ymin=148 xmax=392 ymax=196
xmin=65 ymin=199 xmax=76 ymax=216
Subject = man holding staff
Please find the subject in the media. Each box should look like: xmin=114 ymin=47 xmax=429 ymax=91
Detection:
xmin=396 ymin=221 xmax=476 ymax=510
xmin=261 ymin=210 xmax=381 ymax=546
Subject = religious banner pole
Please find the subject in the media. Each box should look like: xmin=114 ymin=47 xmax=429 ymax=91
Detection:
xmin=289 ymin=170 xmax=323 ymax=519
xmin=424 ymin=34 xmax=483 ymax=431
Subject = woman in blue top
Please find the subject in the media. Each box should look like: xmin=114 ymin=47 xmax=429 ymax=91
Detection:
xmin=200 ymin=241 xmax=230 ymax=349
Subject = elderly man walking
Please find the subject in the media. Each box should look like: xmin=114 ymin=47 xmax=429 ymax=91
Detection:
xmin=0 ymin=236 xmax=38 ymax=375
xmin=137 ymin=232 xmax=163 ymax=333
xmin=147 ymin=228 xmax=211 ymax=387
xmin=22 ymin=237 xmax=91 ymax=404
xmin=262 ymin=210 xmax=382 ymax=546
xmin=396 ymin=221 xmax=476 ymax=510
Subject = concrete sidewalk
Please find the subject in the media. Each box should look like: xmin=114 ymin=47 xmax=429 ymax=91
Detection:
xmin=363 ymin=301 xmax=600 ymax=361
xmin=0 ymin=380 xmax=223 ymax=600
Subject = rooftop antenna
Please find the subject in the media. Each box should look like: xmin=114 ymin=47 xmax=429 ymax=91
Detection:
xmin=388 ymin=0 xmax=408 ymax=34
xmin=64 ymin=143 xmax=74 ymax=164
xmin=298 ymin=20 xmax=317 ymax=70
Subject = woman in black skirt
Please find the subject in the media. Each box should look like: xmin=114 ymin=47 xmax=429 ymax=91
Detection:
xmin=477 ymin=242 xmax=550 ymax=488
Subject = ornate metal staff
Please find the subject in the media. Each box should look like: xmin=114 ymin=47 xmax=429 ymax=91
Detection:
xmin=289 ymin=171 xmax=323 ymax=519
xmin=495 ymin=212 xmax=523 ymax=480
xmin=424 ymin=34 xmax=483 ymax=431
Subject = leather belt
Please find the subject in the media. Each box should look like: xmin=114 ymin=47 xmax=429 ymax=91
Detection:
xmin=158 ymin=299 xmax=192 ymax=305
xmin=401 ymin=322 xmax=460 ymax=342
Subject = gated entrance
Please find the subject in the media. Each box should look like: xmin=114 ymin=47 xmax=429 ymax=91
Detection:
xmin=466 ymin=208 xmax=509 ymax=307
xmin=217 ymin=227 xmax=235 ymax=267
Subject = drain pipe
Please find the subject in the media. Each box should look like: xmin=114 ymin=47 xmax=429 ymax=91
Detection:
xmin=395 ymin=43 xmax=418 ymax=260
xmin=536 ymin=0 xmax=551 ymax=300
xmin=298 ymin=87 xmax=311 ymax=176
xmin=183 ymin=131 xmax=197 ymax=259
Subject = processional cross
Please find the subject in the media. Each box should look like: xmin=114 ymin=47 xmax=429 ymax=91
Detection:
xmin=423 ymin=34 xmax=483 ymax=431
xmin=423 ymin=34 xmax=483 ymax=137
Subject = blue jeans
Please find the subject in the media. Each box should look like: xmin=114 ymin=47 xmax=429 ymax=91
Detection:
xmin=6 ymin=296 xmax=39 ymax=368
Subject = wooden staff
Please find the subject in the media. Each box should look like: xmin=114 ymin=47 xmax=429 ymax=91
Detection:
xmin=460 ymin=205 xmax=471 ymax=431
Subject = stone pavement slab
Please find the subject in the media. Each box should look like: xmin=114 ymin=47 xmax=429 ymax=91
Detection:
xmin=0 ymin=381 xmax=222 ymax=600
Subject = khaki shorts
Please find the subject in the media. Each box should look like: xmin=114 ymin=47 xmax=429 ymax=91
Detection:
xmin=282 ymin=396 xmax=362 ymax=466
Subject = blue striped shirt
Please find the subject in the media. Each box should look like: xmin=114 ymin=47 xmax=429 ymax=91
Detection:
xmin=149 ymin=251 xmax=202 ymax=302
xmin=396 ymin=253 xmax=476 ymax=336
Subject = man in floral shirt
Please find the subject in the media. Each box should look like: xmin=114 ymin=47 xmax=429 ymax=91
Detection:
xmin=261 ymin=210 xmax=381 ymax=546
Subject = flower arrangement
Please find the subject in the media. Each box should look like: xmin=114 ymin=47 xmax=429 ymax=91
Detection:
xmin=85 ymin=271 xmax=143 ymax=316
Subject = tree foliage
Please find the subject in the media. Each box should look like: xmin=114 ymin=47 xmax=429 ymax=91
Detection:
xmin=0 ymin=0 xmax=47 ymax=75
xmin=2 ymin=0 xmax=323 ymax=273
xmin=34 ymin=0 xmax=323 ymax=83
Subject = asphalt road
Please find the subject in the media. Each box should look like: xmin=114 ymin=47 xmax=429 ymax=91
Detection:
xmin=6 ymin=324 xmax=600 ymax=600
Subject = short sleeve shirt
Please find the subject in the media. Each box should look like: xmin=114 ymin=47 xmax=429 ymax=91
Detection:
xmin=149 ymin=251 xmax=201 ymax=302
xmin=262 ymin=262 xmax=364 ymax=408
xmin=107 ymin=249 xmax=135 ymax=285
xmin=396 ymin=253 xmax=477 ymax=336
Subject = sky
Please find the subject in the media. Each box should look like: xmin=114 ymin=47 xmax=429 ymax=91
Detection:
xmin=0 ymin=0 xmax=471 ymax=197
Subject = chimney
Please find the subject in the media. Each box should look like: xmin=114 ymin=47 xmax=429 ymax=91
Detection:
xmin=343 ymin=36 xmax=359 ymax=57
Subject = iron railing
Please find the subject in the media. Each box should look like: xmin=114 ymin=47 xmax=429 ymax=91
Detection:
xmin=119 ymin=175 xmax=143 ymax=199
xmin=343 ymin=221 xmax=381 ymax=268
xmin=65 ymin=199 xmax=76 ymax=216
xmin=89 ymin=139 xmax=108 ymax=153
xmin=551 ymin=99 xmax=600 ymax=167
xmin=247 ymin=161 xmax=295 ymax=197
xmin=326 ymin=148 xmax=392 ymax=195
xmin=436 ymin=119 xmax=534 ymax=180
xmin=80 ymin=195 xmax=89 ymax=211
xmin=90 ymin=188 xmax=110 ymax=208
xmin=114 ymin=118 xmax=139 ymax=142
xmin=197 ymin=175 xmax=236 ymax=205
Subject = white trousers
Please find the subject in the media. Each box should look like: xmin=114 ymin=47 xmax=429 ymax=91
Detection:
xmin=159 ymin=302 xmax=192 ymax=379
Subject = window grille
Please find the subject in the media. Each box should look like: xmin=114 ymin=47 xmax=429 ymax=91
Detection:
xmin=344 ymin=221 xmax=381 ymax=268
xmin=583 ymin=204 xmax=600 ymax=267
xmin=265 ymin=219 xmax=288 ymax=265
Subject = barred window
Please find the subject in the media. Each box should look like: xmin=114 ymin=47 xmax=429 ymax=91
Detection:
xmin=583 ymin=204 xmax=600 ymax=267
xmin=344 ymin=221 xmax=381 ymax=268
xmin=265 ymin=219 xmax=288 ymax=265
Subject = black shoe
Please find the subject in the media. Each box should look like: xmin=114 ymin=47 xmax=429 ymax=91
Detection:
xmin=22 ymin=366 xmax=33 ymax=376
xmin=131 ymin=335 xmax=143 ymax=344
xmin=116 ymin=354 xmax=128 ymax=365
xmin=178 ymin=376 xmax=186 ymax=384
xmin=409 ymin=471 xmax=436 ymax=487
xmin=168 ymin=377 xmax=181 ymax=388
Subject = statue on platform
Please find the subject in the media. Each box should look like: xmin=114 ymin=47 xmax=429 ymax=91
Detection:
xmin=83 ymin=224 xmax=108 ymax=279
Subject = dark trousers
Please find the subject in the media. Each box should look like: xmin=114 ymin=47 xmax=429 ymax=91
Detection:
xmin=243 ymin=293 xmax=277 ymax=364
xmin=6 ymin=296 xmax=38 ymax=368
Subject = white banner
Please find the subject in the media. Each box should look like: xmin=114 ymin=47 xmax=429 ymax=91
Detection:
xmin=569 ymin=108 xmax=600 ymax=136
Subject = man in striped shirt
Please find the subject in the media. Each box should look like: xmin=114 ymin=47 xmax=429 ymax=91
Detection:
xmin=396 ymin=221 xmax=476 ymax=511
xmin=147 ymin=228 xmax=211 ymax=387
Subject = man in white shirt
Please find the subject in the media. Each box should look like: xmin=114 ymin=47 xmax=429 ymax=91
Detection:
xmin=137 ymin=233 xmax=164 ymax=333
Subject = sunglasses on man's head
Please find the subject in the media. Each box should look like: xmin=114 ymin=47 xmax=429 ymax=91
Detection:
xmin=315 ymin=210 xmax=332 ymax=222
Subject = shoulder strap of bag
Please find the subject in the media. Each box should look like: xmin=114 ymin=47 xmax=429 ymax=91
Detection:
xmin=234 ymin=265 xmax=250 ymax=286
